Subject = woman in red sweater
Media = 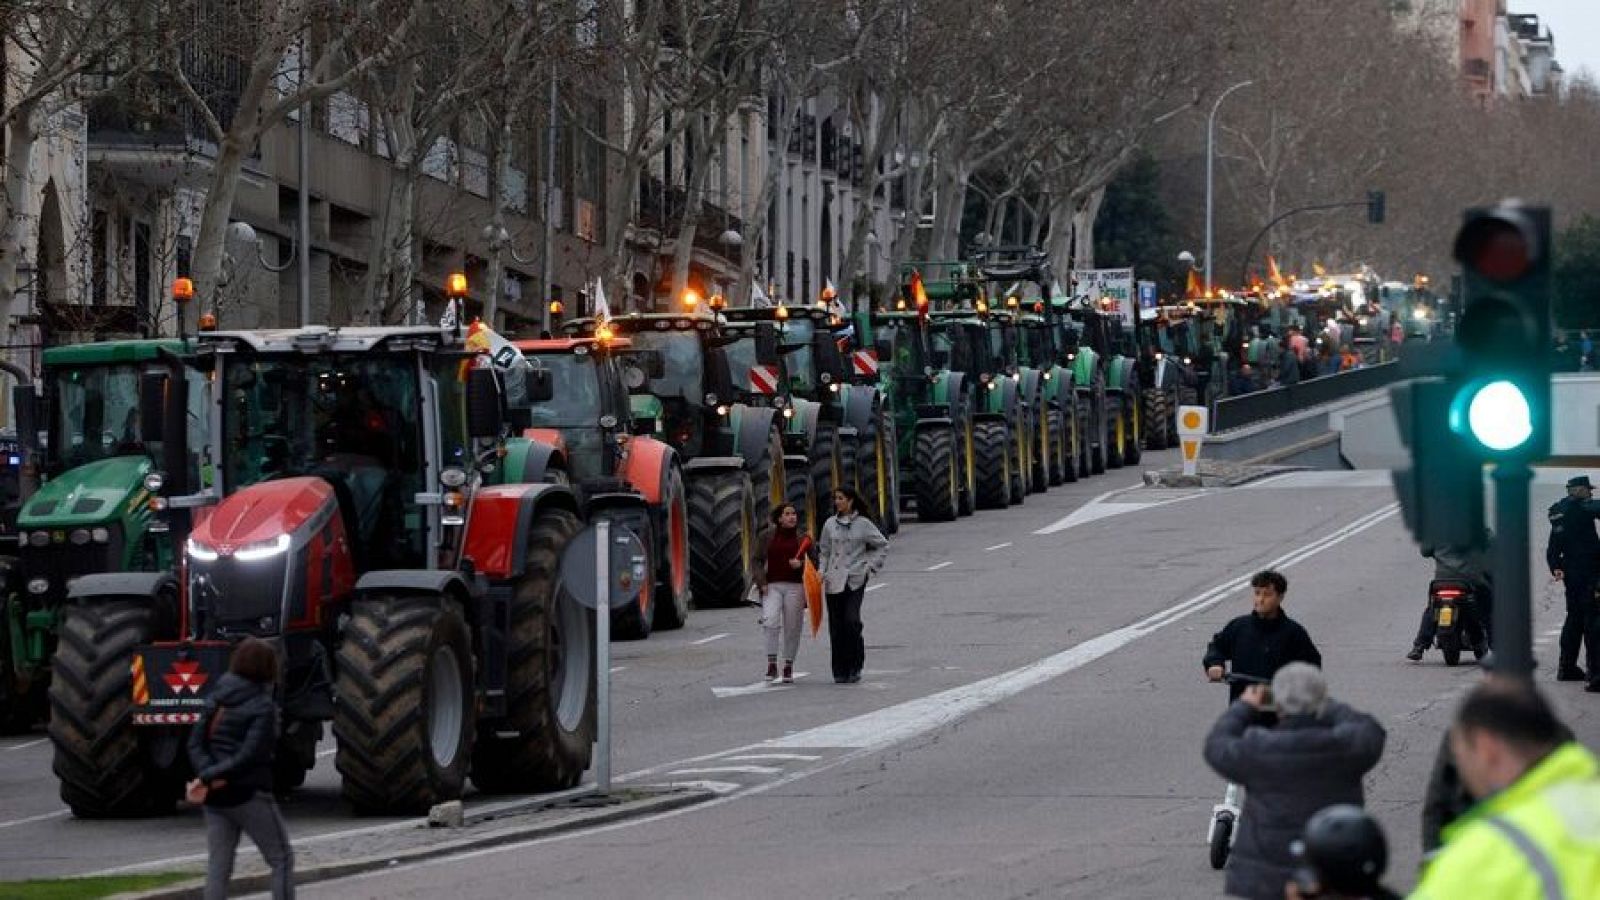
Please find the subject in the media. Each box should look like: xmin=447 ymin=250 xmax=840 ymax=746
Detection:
xmin=756 ymin=503 xmax=813 ymax=684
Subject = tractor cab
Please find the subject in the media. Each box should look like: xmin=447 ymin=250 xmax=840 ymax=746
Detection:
xmin=512 ymin=335 xmax=641 ymax=485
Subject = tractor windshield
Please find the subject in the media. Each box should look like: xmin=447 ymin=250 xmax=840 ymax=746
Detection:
xmin=1022 ymin=326 xmax=1052 ymax=367
xmin=520 ymin=353 xmax=602 ymax=427
xmin=780 ymin=319 xmax=816 ymax=392
xmin=220 ymin=353 xmax=421 ymax=491
xmin=723 ymin=335 xmax=762 ymax=393
xmin=624 ymin=331 xmax=704 ymax=401
xmin=50 ymin=363 xmax=145 ymax=468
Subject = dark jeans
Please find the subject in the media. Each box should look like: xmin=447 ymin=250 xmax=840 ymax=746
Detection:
xmin=826 ymin=583 xmax=866 ymax=679
xmin=205 ymin=793 xmax=294 ymax=900
xmin=1559 ymin=572 xmax=1600 ymax=674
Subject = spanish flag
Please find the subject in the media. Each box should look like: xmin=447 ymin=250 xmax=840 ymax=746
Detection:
xmin=1267 ymin=255 xmax=1288 ymax=289
xmin=911 ymin=270 xmax=929 ymax=320
xmin=1185 ymin=268 xmax=1203 ymax=300
xmin=1312 ymin=261 xmax=1327 ymax=277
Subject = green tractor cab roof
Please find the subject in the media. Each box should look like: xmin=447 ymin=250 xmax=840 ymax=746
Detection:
xmin=42 ymin=339 xmax=189 ymax=367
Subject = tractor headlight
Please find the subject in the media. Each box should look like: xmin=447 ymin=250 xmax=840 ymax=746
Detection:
xmin=234 ymin=534 xmax=292 ymax=562
xmin=27 ymin=577 xmax=49 ymax=595
xmin=90 ymin=527 xmax=111 ymax=544
xmin=441 ymin=467 xmax=468 ymax=488
xmin=143 ymin=471 xmax=165 ymax=493
xmin=185 ymin=538 xmax=220 ymax=562
xmin=69 ymin=528 xmax=91 ymax=546
xmin=28 ymin=531 xmax=48 ymax=548
xmin=829 ymin=383 xmax=840 ymax=393
xmin=716 ymin=404 xmax=730 ymax=417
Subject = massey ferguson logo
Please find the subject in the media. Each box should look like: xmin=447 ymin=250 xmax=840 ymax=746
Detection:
xmin=163 ymin=659 xmax=209 ymax=695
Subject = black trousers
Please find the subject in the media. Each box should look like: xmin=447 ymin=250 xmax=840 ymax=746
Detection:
xmin=826 ymin=584 xmax=866 ymax=679
xmin=1559 ymin=572 xmax=1600 ymax=673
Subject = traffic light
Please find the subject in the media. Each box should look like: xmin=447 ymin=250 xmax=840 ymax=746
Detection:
xmin=1449 ymin=202 xmax=1552 ymax=460
xmin=1391 ymin=377 xmax=1485 ymax=550
xmin=1366 ymin=190 xmax=1386 ymax=224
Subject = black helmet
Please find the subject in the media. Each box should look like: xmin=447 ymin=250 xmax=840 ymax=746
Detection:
xmin=1291 ymin=805 xmax=1388 ymax=894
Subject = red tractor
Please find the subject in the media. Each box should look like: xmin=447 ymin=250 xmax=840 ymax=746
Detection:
xmin=49 ymin=326 xmax=602 ymax=816
xmin=511 ymin=334 xmax=692 ymax=639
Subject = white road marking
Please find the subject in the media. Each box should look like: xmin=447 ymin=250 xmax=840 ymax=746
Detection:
xmin=692 ymin=633 xmax=730 ymax=645
xmin=0 ymin=809 xmax=70 ymax=830
xmin=926 ymin=561 xmax=952 ymax=571
xmin=317 ymin=748 xmax=337 ymax=758
xmin=657 ymin=780 xmax=741 ymax=795
xmin=609 ymin=666 xmax=627 ymax=674
xmin=985 ymin=542 xmax=1012 ymax=552
xmin=1 ymin=737 xmax=47 ymax=752
xmin=864 ymin=583 xmax=887 ymax=593
xmin=1035 ymin=483 xmax=1208 ymax=535
xmin=722 ymin=753 xmax=822 ymax=763
xmin=712 ymin=673 xmax=810 ymax=698
xmin=770 ymin=504 xmax=1400 ymax=751
xmin=106 ymin=502 xmax=1405 ymax=883
xmin=666 ymin=765 xmax=783 ymax=777
xmin=1241 ymin=470 xmax=1394 ymax=489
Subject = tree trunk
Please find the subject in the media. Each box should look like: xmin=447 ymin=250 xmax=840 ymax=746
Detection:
xmin=1071 ymin=186 xmax=1106 ymax=271
xmin=486 ymin=112 xmax=511 ymax=328
xmin=1046 ymin=193 xmax=1073 ymax=279
xmin=928 ymin=158 xmax=966 ymax=261
xmin=669 ymin=112 xmax=718 ymax=302
xmin=0 ymin=108 xmax=41 ymax=316
xmin=838 ymin=93 xmax=901 ymax=298
xmin=376 ymin=173 xmax=419 ymax=325
xmin=189 ymin=133 xmax=255 ymax=326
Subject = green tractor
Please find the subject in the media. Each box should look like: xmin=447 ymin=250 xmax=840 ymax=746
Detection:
xmin=0 ymin=340 xmax=200 ymax=733
xmin=723 ymin=305 xmax=900 ymax=535
xmin=1057 ymin=295 xmax=1142 ymax=471
xmin=561 ymin=313 xmax=785 ymax=607
xmin=859 ymin=271 xmax=980 ymax=523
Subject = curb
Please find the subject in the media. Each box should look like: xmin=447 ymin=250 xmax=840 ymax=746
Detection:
xmin=112 ymin=787 xmax=714 ymax=899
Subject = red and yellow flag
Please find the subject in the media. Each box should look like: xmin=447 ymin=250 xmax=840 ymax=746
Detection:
xmin=1267 ymin=255 xmax=1288 ymax=289
xmin=1185 ymin=269 xmax=1203 ymax=300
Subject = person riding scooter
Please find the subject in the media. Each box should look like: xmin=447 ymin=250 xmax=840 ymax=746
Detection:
xmin=1407 ymin=530 xmax=1493 ymax=662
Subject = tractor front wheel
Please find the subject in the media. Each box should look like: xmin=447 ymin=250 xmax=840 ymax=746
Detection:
xmin=652 ymin=465 xmax=693 ymax=631
xmin=912 ymin=427 xmax=959 ymax=523
xmin=687 ymin=470 xmax=757 ymax=608
xmin=974 ymin=421 xmax=1011 ymax=510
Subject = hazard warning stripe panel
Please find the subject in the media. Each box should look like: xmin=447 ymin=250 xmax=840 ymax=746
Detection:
xmin=748 ymin=365 xmax=781 ymax=395
xmin=851 ymin=351 xmax=879 ymax=378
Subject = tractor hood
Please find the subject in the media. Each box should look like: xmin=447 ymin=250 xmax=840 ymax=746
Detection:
xmin=191 ymin=477 xmax=333 ymax=551
xmin=20 ymin=456 xmax=152 ymax=527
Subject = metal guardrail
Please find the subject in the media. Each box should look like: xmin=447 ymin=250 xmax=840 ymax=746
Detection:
xmin=1212 ymin=362 xmax=1403 ymax=433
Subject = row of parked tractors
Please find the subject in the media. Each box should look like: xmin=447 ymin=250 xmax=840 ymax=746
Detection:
xmin=0 ymin=247 xmax=1190 ymax=819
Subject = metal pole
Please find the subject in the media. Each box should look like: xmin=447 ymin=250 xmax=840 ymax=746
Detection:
xmin=1205 ymin=80 xmax=1254 ymax=295
xmin=594 ymin=518 xmax=611 ymax=792
xmin=1492 ymin=461 xmax=1534 ymax=677
xmin=297 ymin=40 xmax=312 ymax=327
xmin=540 ymin=73 xmax=558 ymax=334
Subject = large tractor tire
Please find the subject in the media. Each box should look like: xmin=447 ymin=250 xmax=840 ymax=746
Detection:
xmin=334 ymin=593 xmax=476 ymax=814
xmin=651 ymin=466 xmax=693 ymax=632
xmin=747 ymin=425 xmax=786 ymax=547
xmin=1045 ymin=409 xmax=1069 ymax=486
xmin=687 ymin=470 xmax=757 ymax=608
xmin=956 ymin=419 xmax=977 ymax=517
xmin=785 ymin=460 xmax=820 ymax=538
xmin=472 ymin=509 xmax=595 ymax=793
xmin=1032 ymin=402 xmax=1052 ymax=493
xmin=912 ymin=427 xmax=959 ymax=523
xmin=1009 ymin=414 xmax=1028 ymax=505
xmin=1141 ymin=388 xmax=1171 ymax=452
xmin=837 ymin=431 xmax=860 ymax=498
xmin=1105 ymin=396 xmax=1125 ymax=470
xmin=610 ymin=511 xmax=657 ymax=641
xmin=49 ymin=595 xmax=183 ymax=817
xmin=809 ymin=426 xmax=843 ymax=515
xmin=1123 ymin=391 xmax=1143 ymax=466
xmin=863 ymin=416 xmax=900 ymax=535
xmin=974 ymin=421 xmax=1012 ymax=510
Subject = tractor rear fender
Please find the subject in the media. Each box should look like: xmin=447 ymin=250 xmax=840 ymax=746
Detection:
xmin=1018 ymin=369 xmax=1042 ymax=407
xmin=682 ymin=456 xmax=745 ymax=478
xmin=1106 ymin=356 xmax=1137 ymax=396
xmin=617 ymin=436 xmax=679 ymax=506
xmin=782 ymin=399 xmax=823 ymax=454
xmin=459 ymin=482 xmax=581 ymax=581
xmin=67 ymin=572 xmax=178 ymax=605
xmin=842 ymin=385 xmax=882 ymax=437
xmin=729 ymin=405 xmax=780 ymax=471
xmin=912 ymin=417 xmax=955 ymax=434
xmin=502 ymin=436 xmax=567 ymax=485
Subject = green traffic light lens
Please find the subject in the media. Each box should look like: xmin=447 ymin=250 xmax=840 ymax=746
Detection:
xmin=1467 ymin=380 xmax=1533 ymax=451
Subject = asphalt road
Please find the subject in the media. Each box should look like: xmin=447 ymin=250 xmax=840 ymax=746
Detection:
xmin=3 ymin=454 xmax=1597 ymax=898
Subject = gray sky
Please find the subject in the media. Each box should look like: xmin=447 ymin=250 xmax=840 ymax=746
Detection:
xmin=1519 ymin=0 xmax=1600 ymax=83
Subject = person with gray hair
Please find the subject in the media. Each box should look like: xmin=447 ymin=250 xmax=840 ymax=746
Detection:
xmin=1203 ymin=663 xmax=1387 ymax=900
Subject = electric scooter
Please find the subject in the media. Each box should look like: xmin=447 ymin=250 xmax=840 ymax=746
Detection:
xmin=1207 ymin=672 xmax=1274 ymax=870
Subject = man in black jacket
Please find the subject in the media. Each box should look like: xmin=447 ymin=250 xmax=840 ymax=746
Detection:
xmin=1545 ymin=474 xmax=1600 ymax=688
xmin=1205 ymin=570 xmax=1323 ymax=700
xmin=1204 ymin=663 xmax=1387 ymax=900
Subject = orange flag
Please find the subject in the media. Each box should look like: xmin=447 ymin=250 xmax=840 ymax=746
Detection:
xmin=1185 ymin=269 xmax=1203 ymax=299
xmin=1267 ymin=255 xmax=1288 ymax=289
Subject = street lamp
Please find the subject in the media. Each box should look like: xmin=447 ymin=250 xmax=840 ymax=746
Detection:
xmin=1205 ymin=80 xmax=1255 ymax=294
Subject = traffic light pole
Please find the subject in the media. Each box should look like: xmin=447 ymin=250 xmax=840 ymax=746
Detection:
xmin=1492 ymin=460 xmax=1535 ymax=677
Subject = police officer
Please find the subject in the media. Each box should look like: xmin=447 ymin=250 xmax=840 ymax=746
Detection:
xmin=1544 ymin=475 xmax=1600 ymax=691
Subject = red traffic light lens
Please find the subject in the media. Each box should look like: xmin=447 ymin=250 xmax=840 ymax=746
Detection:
xmin=1455 ymin=217 xmax=1534 ymax=282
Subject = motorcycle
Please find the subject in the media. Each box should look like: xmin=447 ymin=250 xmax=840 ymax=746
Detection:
xmin=1427 ymin=579 xmax=1487 ymax=667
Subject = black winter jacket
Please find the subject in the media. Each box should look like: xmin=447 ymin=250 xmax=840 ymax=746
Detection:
xmin=1204 ymin=700 xmax=1387 ymax=900
xmin=187 ymin=672 xmax=278 ymax=807
xmin=1203 ymin=612 xmax=1322 ymax=700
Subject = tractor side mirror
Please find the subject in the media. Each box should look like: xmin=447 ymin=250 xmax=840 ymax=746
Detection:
xmin=12 ymin=385 xmax=39 ymax=451
xmin=754 ymin=323 xmax=781 ymax=366
xmin=705 ymin=348 xmax=736 ymax=403
xmin=465 ymin=367 xmax=503 ymax=439
xmin=139 ymin=370 xmax=169 ymax=444
xmin=523 ymin=367 xmax=554 ymax=403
